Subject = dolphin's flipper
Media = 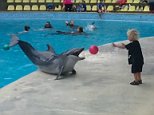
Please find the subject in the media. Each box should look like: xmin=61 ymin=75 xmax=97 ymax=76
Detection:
xmin=55 ymin=66 xmax=64 ymax=80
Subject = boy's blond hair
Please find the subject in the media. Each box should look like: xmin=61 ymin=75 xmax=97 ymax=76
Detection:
xmin=127 ymin=29 xmax=139 ymax=40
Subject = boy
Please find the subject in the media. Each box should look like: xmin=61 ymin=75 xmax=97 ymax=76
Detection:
xmin=113 ymin=29 xmax=144 ymax=85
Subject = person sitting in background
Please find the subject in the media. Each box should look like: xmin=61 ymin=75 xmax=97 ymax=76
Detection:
xmin=46 ymin=3 xmax=55 ymax=11
xmin=76 ymin=2 xmax=83 ymax=12
xmin=114 ymin=0 xmax=127 ymax=11
xmin=44 ymin=21 xmax=53 ymax=28
xmin=149 ymin=0 xmax=154 ymax=13
xmin=137 ymin=0 xmax=148 ymax=11
xmin=76 ymin=0 xmax=86 ymax=12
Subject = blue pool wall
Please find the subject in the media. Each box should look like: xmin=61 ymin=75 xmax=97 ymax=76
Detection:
xmin=0 ymin=12 xmax=154 ymax=21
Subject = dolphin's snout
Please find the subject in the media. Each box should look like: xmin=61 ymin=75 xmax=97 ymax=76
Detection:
xmin=73 ymin=48 xmax=84 ymax=56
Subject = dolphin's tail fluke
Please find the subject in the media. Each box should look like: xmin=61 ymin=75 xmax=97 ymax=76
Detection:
xmin=9 ymin=34 xmax=51 ymax=65
xmin=18 ymin=40 xmax=49 ymax=65
xmin=9 ymin=34 xmax=19 ymax=47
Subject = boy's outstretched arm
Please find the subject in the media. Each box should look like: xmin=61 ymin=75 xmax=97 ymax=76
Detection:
xmin=112 ymin=43 xmax=125 ymax=49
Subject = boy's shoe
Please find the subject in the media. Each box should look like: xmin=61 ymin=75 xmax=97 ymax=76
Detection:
xmin=130 ymin=81 xmax=139 ymax=85
xmin=138 ymin=80 xmax=142 ymax=84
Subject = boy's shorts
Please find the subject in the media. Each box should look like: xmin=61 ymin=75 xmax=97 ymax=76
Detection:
xmin=131 ymin=64 xmax=143 ymax=73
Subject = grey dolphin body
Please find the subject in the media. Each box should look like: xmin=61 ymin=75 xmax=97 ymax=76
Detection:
xmin=9 ymin=35 xmax=85 ymax=80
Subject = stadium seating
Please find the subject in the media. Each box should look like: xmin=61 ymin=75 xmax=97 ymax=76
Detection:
xmin=85 ymin=0 xmax=90 ymax=3
xmin=15 ymin=0 xmax=22 ymax=3
xmin=128 ymin=5 xmax=135 ymax=12
xmin=40 ymin=5 xmax=46 ymax=10
xmin=86 ymin=5 xmax=91 ymax=11
xmin=46 ymin=0 xmax=53 ymax=2
xmin=133 ymin=0 xmax=139 ymax=3
xmin=7 ymin=0 xmax=14 ymax=3
xmin=7 ymin=5 xmax=15 ymax=10
xmin=90 ymin=0 xmax=97 ymax=3
xmin=23 ymin=0 xmax=30 ymax=3
xmin=120 ymin=5 xmax=128 ymax=11
xmin=107 ymin=5 xmax=113 ymax=11
xmin=32 ymin=5 xmax=39 ymax=10
xmin=5 ymin=0 xmax=150 ymax=13
xmin=16 ymin=5 xmax=23 ymax=10
xmin=38 ymin=0 xmax=45 ymax=3
xmin=144 ymin=5 xmax=150 ymax=12
xmin=31 ymin=0 xmax=37 ymax=3
xmin=105 ymin=0 xmax=111 ymax=3
xmin=24 ymin=5 xmax=31 ymax=10
xmin=112 ymin=0 xmax=116 ymax=3
xmin=54 ymin=0 xmax=61 ymax=3
xmin=54 ymin=5 xmax=62 ymax=11
xmin=92 ymin=5 xmax=97 ymax=11
xmin=127 ymin=0 xmax=133 ymax=3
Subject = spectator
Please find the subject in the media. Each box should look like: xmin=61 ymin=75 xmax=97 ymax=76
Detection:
xmin=137 ymin=0 xmax=148 ymax=11
xmin=97 ymin=0 xmax=105 ymax=13
xmin=46 ymin=3 xmax=55 ymax=11
xmin=114 ymin=0 xmax=127 ymax=11
xmin=76 ymin=3 xmax=82 ymax=12
xmin=63 ymin=0 xmax=73 ymax=11
xmin=69 ymin=0 xmax=86 ymax=12
xmin=149 ymin=0 xmax=154 ymax=13
xmin=81 ymin=0 xmax=87 ymax=12
xmin=97 ymin=0 xmax=105 ymax=18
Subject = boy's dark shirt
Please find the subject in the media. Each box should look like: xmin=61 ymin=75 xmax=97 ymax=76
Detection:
xmin=125 ymin=40 xmax=144 ymax=65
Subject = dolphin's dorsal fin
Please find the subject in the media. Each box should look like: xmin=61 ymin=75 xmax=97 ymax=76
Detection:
xmin=46 ymin=44 xmax=56 ymax=54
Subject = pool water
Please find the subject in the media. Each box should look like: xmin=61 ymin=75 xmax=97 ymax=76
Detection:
xmin=0 ymin=14 xmax=154 ymax=88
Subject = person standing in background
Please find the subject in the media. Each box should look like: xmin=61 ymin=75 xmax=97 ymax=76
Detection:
xmin=63 ymin=0 xmax=73 ymax=11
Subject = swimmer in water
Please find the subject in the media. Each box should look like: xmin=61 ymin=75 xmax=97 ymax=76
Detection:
xmin=24 ymin=25 xmax=30 ymax=32
xmin=17 ymin=25 xmax=30 ymax=34
xmin=65 ymin=20 xmax=79 ymax=30
xmin=56 ymin=26 xmax=84 ymax=35
xmin=44 ymin=21 xmax=53 ymax=28
xmin=66 ymin=20 xmax=74 ymax=28
xmin=86 ymin=22 xmax=96 ymax=31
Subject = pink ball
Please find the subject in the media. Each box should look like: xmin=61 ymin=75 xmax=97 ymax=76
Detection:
xmin=89 ymin=45 xmax=99 ymax=54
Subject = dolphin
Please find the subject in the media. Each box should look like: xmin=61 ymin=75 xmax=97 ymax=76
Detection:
xmin=8 ymin=35 xmax=85 ymax=80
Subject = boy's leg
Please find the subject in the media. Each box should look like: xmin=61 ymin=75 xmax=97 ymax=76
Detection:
xmin=137 ymin=72 xmax=142 ymax=84
xmin=133 ymin=73 xmax=138 ymax=81
xmin=130 ymin=73 xmax=139 ymax=85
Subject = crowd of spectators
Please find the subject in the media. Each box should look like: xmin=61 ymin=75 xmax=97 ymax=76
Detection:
xmin=44 ymin=0 xmax=153 ymax=13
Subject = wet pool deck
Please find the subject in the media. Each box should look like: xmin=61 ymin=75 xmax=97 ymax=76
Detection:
xmin=0 ymin=38 xmax=154 ymax=115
